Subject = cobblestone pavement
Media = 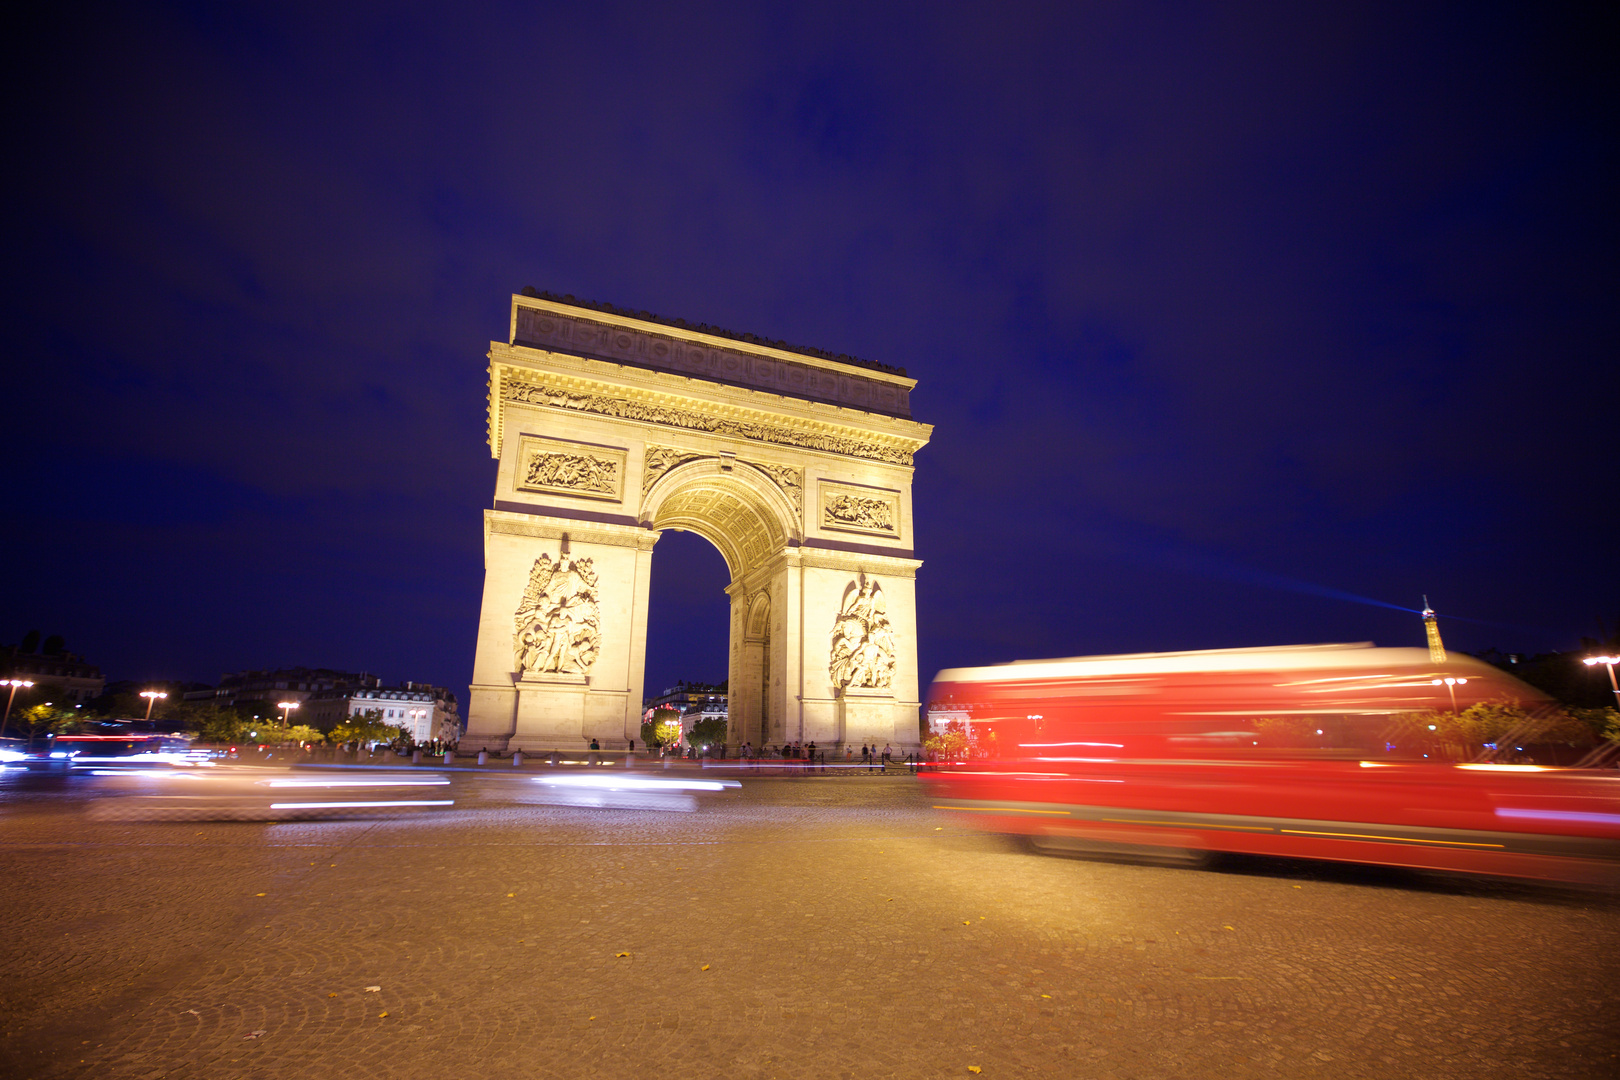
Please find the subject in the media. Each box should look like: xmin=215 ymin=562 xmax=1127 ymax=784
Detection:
xmin=0 ymin=766 xmax=1616 ymax=1079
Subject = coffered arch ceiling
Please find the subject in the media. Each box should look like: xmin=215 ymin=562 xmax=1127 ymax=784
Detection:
xmin=644 ymin=462 xmax=799 ymax=581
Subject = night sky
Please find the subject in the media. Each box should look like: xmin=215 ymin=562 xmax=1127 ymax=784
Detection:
xmin=4 ymin=3 xmax=1616 ymax=703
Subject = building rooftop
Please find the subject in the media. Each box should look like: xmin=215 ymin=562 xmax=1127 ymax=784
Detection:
xmin=518 ymin=288 xmax=906 ymax=377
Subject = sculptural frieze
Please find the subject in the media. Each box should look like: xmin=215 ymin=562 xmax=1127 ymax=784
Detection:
xmin=748 ymin=461 xmax=804 ymax=519
xmin=524 ymin=452 xmax=618 ymax=495
xmin=825 ymin=494 xmax=893 ymax=534
xmin=642 ymin=446 xmax=707 ymax=495
xmin=829 ymin=575 xmax=895 ymax=691
xmin=501 ymin=376 xmax=914 ymax=466
xmin=515 ymin=435 xmax=625 ymax=501
xmin=514 ymin=553 xmax=602 ymax=678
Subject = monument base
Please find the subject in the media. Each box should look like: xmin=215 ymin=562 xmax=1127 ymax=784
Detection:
xmin=838 ymin=686 xmax=897 ymax=749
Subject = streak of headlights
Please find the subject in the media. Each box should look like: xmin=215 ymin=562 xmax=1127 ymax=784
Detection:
xmin=268 ymin=800 xmax=456 ymax=809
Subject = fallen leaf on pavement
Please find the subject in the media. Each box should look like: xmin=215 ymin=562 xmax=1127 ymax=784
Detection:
xmin=243 ymin=1030 xmax=266 ymax=1040
xmin=379 ymin=1012 xmax=388 ymax=1018
xmin=615 ymin=952 xmax=630 ymax=958
xmin=364 ymin=986 xmax=381 ymax=992
xmin=968 ymin=1067 xmax=981 ymax=1074
xmin=701 ymin=965 xmax=710 ymax=971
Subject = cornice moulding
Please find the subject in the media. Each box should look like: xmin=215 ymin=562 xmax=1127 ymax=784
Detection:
xmin=488 ymin=351 xmax=930 ymax=466
xmin=489 ymin=341 xmax=932 ymax=437
xmin=484 ymin=509 xmax=659 ymax=552
xmin=509 ymin=293 xmax=915 ymax=389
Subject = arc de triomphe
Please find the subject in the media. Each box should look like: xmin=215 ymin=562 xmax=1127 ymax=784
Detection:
xmin=464 ymin=291 xmax=932 ymax=753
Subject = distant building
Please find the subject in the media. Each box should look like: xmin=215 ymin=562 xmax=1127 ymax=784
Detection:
xmin=642 ymin=681 xmax=728 ymax=745
xmin=1 ymin=639 xmax=105 ymax=704
xmin=643 ymin=681 xmax=727 ymax=720
xmin=303 ymin=682 xmax=461 ymax=744
xmin=925 ymin=702 xmax=970 ymax=736
xmin=187 ymin=668 xmax=381 ymax=709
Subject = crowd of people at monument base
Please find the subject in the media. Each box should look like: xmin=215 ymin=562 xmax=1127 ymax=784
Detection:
xmin=718 ymin=740 xmax=913 ymax=770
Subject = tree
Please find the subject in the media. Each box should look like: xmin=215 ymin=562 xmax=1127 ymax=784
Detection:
xmin=688 ymin=716 xmax=726 ymax=751
xmin=171 ymin=701 xmax=249 ymax=745
xmin=1387 ymin=701 xmax=1594 ymax=762
xmin=331 ymin=709 xmax=408 ymax=748
xmin=283 ymin=724 xmax=325 ymax=746
xmin=10 ymin=704 xmax=78 ymax=748
xmin=924 ymin=722 xmax=970 ymax=762
xmin=1567 ymin=708 xmax=1620 ymax=744
xmin=641 ymin=707 xmax=683 ymax=749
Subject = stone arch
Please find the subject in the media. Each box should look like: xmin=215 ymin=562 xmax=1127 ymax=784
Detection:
xmin=640 ymin=460 xmax=796 ymax=745
xmin=734 ymin=589 xmax=772 ymax=746
xmin=466 ymin=291 xmax=929 ymax=755
xmin=640 ymin=458 xmax=801 ymax=581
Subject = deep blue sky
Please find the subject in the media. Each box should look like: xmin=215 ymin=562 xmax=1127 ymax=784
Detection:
xmin=3 ymin=3 xmax=1615 ymax=701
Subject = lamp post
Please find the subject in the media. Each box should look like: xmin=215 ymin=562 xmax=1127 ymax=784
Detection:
xmin=1430 ymin=676 xmax=1468 ymax=712
xmin=2 ymin=679 xmax=36 ymax=737
xmin=1584 ymin=656 xmax=1620 ymax=707
xmin=140 ymin=690 xmax=168 ymax=722
xmin=278 ymin=700 xmax=299 ymax=734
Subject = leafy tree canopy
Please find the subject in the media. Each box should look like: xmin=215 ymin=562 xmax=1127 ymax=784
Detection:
xmin=687 ymin=716 xmax=726 ymax=751
xmin=331 ymin=709 xmax=409 ymax=747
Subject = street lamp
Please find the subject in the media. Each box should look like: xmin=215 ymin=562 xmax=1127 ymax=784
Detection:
xmin=1430 ymin=676 xmax=1468 ymax=711
xmin=2 ymin=679 xmax=35 ymax=737
xmin=278 ymin=700 xmax=299 ymax=732
xmin=140 ymin=690 xmax=168 ymax=722
xmin=1584 ymin=656 xmax=1620 ymax=707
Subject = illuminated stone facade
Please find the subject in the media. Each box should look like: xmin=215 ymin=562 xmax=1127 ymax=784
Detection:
xmin=466 ymin=293 xmax=931 ymax=752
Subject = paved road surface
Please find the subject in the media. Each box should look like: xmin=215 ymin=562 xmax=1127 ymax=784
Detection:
xmin=1 ymin=766 xmax=1616 ymax=1079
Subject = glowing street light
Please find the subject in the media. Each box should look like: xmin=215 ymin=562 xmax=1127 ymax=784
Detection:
xmin=278 ymin=700 xmax=300 ymax=731
xmin=1430 ymin=676 xmax=1468 ymax=711
xmin=2 ymin=679 xmax=35 ymax=737
xmin=140 ymin=690 xmax=168 ymax=722
xmin=1584 ymin=656 xmax=1620 ymax=707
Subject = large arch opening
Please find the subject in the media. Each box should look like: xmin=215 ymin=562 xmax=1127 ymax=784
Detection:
xmin=642 ymin=460 xmax=800 ymax=748
xmin=642 ymin=528 xmax=730 ymax=735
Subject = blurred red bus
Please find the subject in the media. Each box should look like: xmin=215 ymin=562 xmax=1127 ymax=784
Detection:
xmin=922 ymin=643 xmax=1620 ymax=885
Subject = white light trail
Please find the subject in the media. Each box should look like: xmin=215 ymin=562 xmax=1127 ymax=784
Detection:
xmin=268 ymin=800 xmax=456 ymax=810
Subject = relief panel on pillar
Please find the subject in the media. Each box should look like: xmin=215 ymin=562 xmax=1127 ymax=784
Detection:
xmin=829 ymin=574 xmax=896 ymax=692
xmin=514 ymin=552 xmax=602 ymax=683
xmin=515 ymin=435 xmax=627 ymax=502
xmin=817 ymin=480 xmax=902 ymax=541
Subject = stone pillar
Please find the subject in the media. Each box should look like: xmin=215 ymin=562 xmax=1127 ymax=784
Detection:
xmin=796 ymin=553 xmax=923 ymax=754
xmin=465 ymin=510 xmax=657 ymax=751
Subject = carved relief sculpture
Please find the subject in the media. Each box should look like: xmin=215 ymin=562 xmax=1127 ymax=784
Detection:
xmin=829 ymin=575 xmax=896 ymax=691
xmin=642 ymin=445 xmax=707 ymax=496
xmin=502 ymin=376 xmax=914 ymax=466
xmin=825 ymin=494 xmax=893 ymax=533
xmin=525 ymin=452 xmax=618 ymax=495
xmin=514 ymin=553 xmax=602 ymax=677
xmin=516 ymin=436 xmax=625 ymax=501
xmin=747 ymin=461 xmax=804 ymax=519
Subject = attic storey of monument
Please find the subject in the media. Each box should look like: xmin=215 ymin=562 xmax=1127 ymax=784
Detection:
xmin=465 ymin=293 xmax=933 ymax=753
